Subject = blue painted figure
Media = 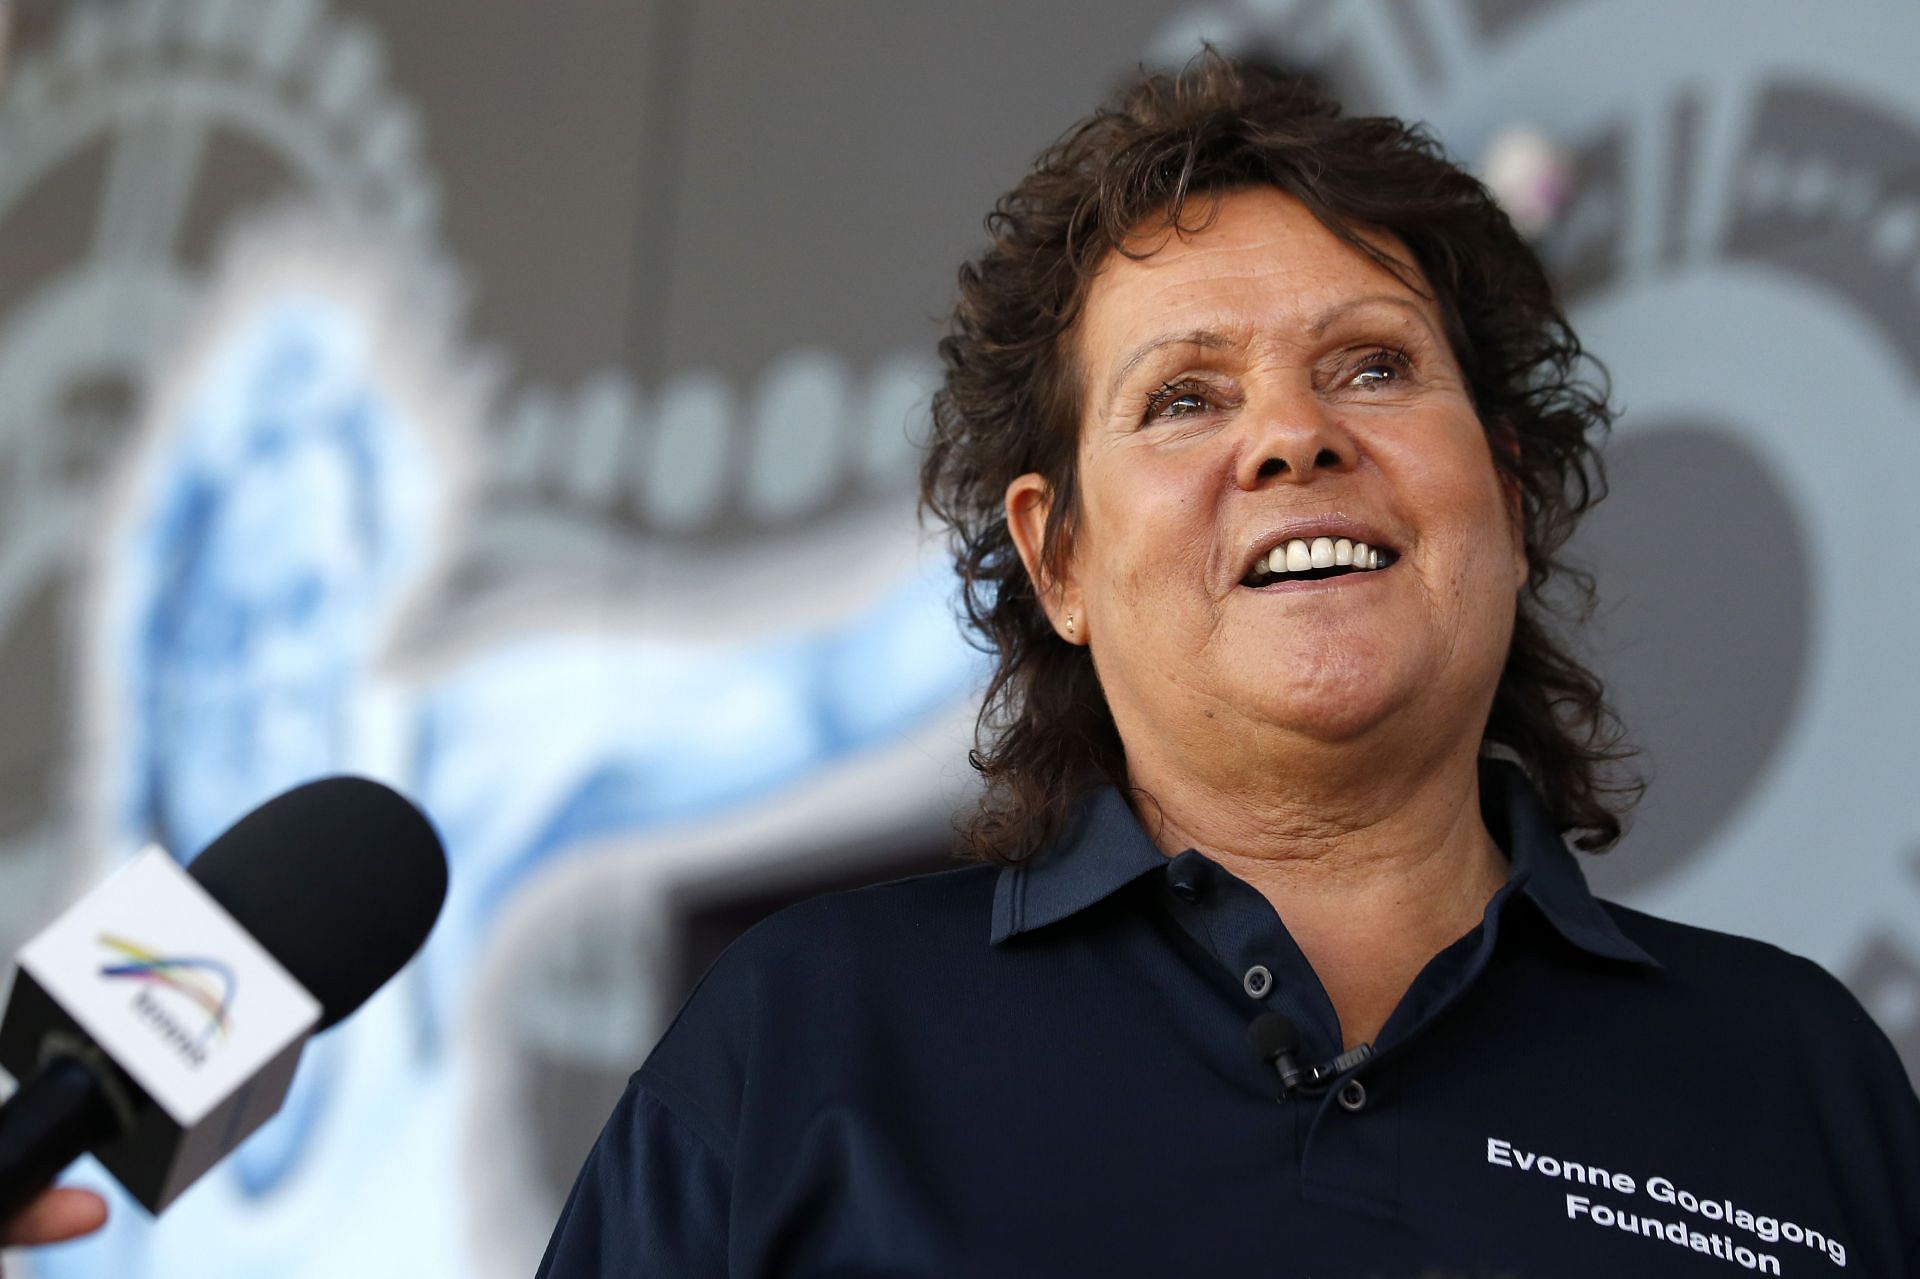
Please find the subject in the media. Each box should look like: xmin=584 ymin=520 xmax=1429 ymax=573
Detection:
xmin=49 ymin=289 xmax=977 ymax=1278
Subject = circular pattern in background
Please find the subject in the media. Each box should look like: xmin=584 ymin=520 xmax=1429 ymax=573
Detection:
xmin=1573 ymin=424 xmax=1811 ymax=896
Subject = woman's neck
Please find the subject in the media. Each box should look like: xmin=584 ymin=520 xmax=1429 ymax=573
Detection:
xmin=1127 ymin=743 xmax=1509 ymax=1050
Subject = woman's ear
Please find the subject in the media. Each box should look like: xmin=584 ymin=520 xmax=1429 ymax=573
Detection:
xmin=1005 ymin=473 xmax=1086 ymax=644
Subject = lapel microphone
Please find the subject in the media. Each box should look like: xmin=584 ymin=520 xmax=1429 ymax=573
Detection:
xmin=1248 ymin=1011 xmax=1374 ymax=1097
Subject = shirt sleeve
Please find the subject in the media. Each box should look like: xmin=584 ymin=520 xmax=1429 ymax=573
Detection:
xmin=535 ymin=1076 xmax=732 ymax=1278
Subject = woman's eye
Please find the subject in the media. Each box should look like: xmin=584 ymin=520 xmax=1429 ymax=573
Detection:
xmin=1142 ymin=382 xmax=1213 ymax=420
xmin=1347 ymin=348 xmax=1412 ymax=390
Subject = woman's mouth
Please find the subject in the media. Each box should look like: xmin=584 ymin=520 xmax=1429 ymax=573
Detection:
xmin=1240 ymin=536 xmax=1400 ymax=588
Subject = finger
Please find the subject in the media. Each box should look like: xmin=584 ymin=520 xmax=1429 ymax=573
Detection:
xmin=0 ymin=1187 xmax=109 ymax=1247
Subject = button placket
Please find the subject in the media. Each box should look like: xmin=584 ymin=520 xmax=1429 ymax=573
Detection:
xmin=1297 ymin=1070 xmax=1397 ymax=1211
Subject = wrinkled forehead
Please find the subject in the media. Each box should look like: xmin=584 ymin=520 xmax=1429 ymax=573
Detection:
xmin=1071 ymin=188 xmax=1449 ymax=401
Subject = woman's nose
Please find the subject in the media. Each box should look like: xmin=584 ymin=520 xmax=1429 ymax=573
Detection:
xmin=1233 ymin=393 xmax=1359 ymax=490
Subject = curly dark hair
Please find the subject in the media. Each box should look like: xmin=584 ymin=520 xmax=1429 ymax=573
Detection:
xmin=920 ymin=52 xmax=1639 ymax=865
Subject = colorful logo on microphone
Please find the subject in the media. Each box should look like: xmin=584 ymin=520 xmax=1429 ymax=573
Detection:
xmin=98 ymin=934 xmax=236 ymax=1048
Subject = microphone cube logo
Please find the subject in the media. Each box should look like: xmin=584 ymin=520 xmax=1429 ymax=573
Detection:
xmin=97 ymin=934 xmax=235 ymax=1068
xmin=14 ymin=848 xmax=317 ymax=1137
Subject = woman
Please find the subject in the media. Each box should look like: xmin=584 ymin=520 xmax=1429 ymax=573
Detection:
xmin=534 ymin=56 xmax=1920 ymax=1276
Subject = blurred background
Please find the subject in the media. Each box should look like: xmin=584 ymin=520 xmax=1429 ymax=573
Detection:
xmin=0 ymin=0 xmax=1915 ymax=1273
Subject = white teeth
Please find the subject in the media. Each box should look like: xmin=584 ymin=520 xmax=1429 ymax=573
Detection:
xmin=1254 ymin=535 xmax=1389 ymax=581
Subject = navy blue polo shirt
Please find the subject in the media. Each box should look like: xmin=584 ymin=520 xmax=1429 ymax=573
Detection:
xmin=537 ymin=761 xmax=1920 ymax=1277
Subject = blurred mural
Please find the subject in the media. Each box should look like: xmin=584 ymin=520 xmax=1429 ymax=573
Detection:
xmin=0 ymin=0 xmax=1915 ymax=1275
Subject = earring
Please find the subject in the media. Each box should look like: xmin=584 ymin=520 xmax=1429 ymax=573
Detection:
xmin=1065 ymin=613 xmax=1075 ymax=636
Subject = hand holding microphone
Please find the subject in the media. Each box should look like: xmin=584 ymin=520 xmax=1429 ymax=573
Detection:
xmin=1 ymin=1185 xmax=106 ymax=1249
xmin=0 ymin=777 xmax=447 ymax=1260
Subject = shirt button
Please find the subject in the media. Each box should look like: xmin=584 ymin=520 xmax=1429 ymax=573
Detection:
xmin=1337 ymin=1079 xmax=1368 ymax=1112
xmin=1242 ymin=965 xmax=1272 ymax=999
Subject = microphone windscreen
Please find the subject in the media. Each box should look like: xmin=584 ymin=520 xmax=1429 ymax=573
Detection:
xmin=1247 ymin=1011 xmax=1300 ymax=1062
xmin=185 ymin=777 xmax=449 ymax=1032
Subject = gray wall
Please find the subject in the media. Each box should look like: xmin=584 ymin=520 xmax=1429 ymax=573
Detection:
xmin=0 ymin=1 xmax=1915 ymax=1275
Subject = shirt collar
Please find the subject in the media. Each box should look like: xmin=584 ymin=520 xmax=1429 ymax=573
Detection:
xmin=988 ymin=759 xmax=1657 ymax=969
xmin=989 ymin=786 xmax=1168 ymax=944
xmin=1485 ymin=757 xmax=1658 ymax=966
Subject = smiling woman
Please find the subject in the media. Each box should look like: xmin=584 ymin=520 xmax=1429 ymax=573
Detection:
xmin=535 ymin=53 xmax=1920 ymax=1279
xmin=989 ymin=188 xmax=1539 ymax=1040
xmin=926 ymin=61 xmax=1630 ymax=876
xmin=1008 ymin=188 xmax=1529 ymax=857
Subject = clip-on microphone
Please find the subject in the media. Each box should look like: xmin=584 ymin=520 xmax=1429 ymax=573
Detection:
xmin=1248 ymin=1011 xmax=1373 ymax=1097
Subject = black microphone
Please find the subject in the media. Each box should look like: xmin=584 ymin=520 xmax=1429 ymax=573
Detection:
xmin=1248 ymin=1011 xmax=1374 ymax=1097
xmin=0 ymin=776 xmax=447 ymax=1219
xmin=1248 ymin=1011 xmax=1311 ymax=1093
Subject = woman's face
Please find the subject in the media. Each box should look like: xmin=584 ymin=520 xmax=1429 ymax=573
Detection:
xmin=1008 ymin=186 xmax=1527 ymax=763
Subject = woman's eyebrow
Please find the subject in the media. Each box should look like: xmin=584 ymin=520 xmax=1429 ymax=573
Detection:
xmin=1306 ymin=293 xmax=1435 ymax=338
xmin=1104 ymin=329 xmax=1237 ymax=409
xmin=1099 ymin=296 xmax=1437 ymax=412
